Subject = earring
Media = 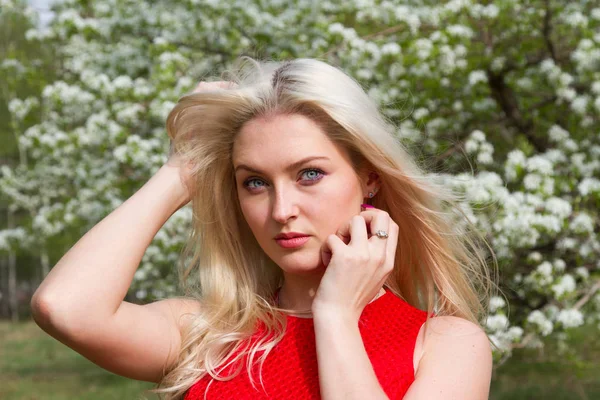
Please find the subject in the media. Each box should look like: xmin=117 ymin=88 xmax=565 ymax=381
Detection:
xmin=368 ymin=192 xmax=374 ymax=198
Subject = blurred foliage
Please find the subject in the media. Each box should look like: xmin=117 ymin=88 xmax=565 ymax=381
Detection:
xmin=0 ymin=0 xmax=599 ymax=368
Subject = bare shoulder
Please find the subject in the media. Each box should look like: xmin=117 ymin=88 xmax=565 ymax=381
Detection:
xmin=425 ymin=315 xmax=487 ymax=337
xmin=419 ymin=315 xmax=491 ymax=358
xmin=409 ymin=315 xmax=492 ymax=400
xmin=414 ymin=315 xmax=487 ymax=368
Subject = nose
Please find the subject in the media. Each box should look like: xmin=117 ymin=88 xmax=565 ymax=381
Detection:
xmin=271 ymin=185 xmax=299 ymax=224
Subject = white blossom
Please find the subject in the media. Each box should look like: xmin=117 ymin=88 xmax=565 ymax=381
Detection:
xmin=470 ymin=130 xmax=486 ymax=142
xmin=8 ymin=97 xmax=39 ymax=121
xmin=506 ymin=326 xmax=524 ymax=341
xmin=524 ymin=173 xmax=542 ymax=190
xmin=113 ymin=75 xmax=134 ymax=90
xmin=516 ymin=77 xmax=533 ymax=90
xmin=447 ymin=25 xmax=473 ymax=39
xmin=575 ymin=267 xmax=589 ymax=280
xmin=526 ymin=156 xmax=554 ymax=176
xmin=381 ymin=42 xmax=401 ymax=55
xmin=528 ymin=252 xmax=543 ymax=262
xmin=505 ymin=149 xmax=526 ymax=181
xmin=556 ymin=309 xmax=584 ymax=328
xmin=413 ymin=38 xmax=433 ymax=59
xmin=477 ymin=151 xmax=493 ymax=164
xmin=545 ymin=197 xmax=572 ymax=219
xmin=557 ymin=87 xmax=577 ymax=101
xmin=551 ymin=274 xmax=577 ymax=298
xmin=527 ymin=310 xmax=554 ymax=336
xmin=571 ymin=96 xmax=589 ymax=114
xmin=570 ymin=213 xmax=595 ymax=234
xmin=553 ymin=259 xmax=567 ymax=272
xmin=564 ymin=11 xmax=588 ymax=28
xmin=486 ymin=314 xmax=509 ymax=331
xmin=557 ymin=237 xmax=578 ymax=250
xmin=536 ymin=261 xmax=553 ymax=277
xmin=489 ymin=296 xmax=506 ymax=313
xmin=465 ymin=139 xmax=479 ymax=154
xmin=412 ymin=107 xmax=429 ymax=120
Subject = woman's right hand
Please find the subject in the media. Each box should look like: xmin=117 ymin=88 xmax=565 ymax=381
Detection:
xmin=164 ymin=80 xmax=236 ymax=208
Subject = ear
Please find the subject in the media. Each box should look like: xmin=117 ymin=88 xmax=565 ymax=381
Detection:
xmin=359 ymin=169 xmax=381 ymax=199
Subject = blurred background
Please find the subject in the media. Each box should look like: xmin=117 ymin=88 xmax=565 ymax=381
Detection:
xmin=1 ymin=0 xmax=599 ymax=399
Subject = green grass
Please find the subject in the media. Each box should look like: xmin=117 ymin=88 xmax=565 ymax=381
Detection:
xmin=1 ymin=320 xmax=598 ymax=399
xmin=0 ymin=321 xmax=158 ymax=400
xmin=489 ymin=322 xmax=600 ymax=400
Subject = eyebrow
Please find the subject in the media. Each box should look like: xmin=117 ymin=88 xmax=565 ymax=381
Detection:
xmin=234 ymin=156 xmax=330 ymax=174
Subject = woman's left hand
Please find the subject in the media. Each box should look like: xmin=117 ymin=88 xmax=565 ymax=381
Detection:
xmin=312 ymin=206 xmax=399 ymax=323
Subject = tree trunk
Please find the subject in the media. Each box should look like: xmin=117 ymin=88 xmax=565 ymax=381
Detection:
xmin=8 ymin=209 xmax=19 ymax=322
xmin=40 ymin=246 xmax=50 ymax=278
xmin=0 ymin=255 xmax=8 ymax=318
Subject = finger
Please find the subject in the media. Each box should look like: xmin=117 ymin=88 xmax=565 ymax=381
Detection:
xmin=334 ymin=218 xmax=352 ymax=245
xmin=333 ymin=214 xmax=369 ymax=247
xmin=335 ymin=209 xmax=386 ymax=244
xmin=358 ymin=209 xmax=388 ymax=237
xmin=359 ymin=209 xmax=391 ymax=261
xmin=348 ymin=215 xmax=369 ymax=249
xmin=321 ymin=234 xmax=345 ymax=267
xmin=383 ymin=220 xmax=399 ymax=276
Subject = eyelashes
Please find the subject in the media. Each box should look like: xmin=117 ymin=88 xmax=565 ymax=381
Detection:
xmin=242 ymin=167 xmax=326 ymax=191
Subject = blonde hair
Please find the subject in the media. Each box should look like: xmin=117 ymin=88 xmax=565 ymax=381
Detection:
xmin=149 ymin=57 xmax=499 ymax=399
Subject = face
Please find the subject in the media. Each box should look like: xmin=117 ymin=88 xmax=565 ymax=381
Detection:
xmin=232 ymin=113 xmax=369 ymax=275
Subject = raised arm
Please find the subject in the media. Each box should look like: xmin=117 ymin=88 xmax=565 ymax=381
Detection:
xmin=30 ymin=162 xmax=199 ymax=383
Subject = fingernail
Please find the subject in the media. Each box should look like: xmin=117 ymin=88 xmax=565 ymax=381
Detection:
xmin=361 ymin=204 xmax=375 ymax=209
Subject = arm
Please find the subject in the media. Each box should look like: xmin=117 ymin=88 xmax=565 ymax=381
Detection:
xmin=31 ymin=164 xmax=199 ymax=382
xmin=313 ymin=312 xmax=389 ymax=400
xmin=310 ymin=208 xmax=398 ymax=399
xmin=403 ymin=316 xmax=493 ymax=400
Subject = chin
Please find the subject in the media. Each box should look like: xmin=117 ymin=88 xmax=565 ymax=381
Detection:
xmin=275 ymin=252 xmax=325 ymax=274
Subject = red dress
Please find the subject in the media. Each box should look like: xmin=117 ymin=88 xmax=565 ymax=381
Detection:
xmin=184 ymin=289 xmax=429 ymax=399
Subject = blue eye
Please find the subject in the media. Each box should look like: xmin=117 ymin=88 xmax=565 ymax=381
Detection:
xmin=244 ymin=179 xmax=264 ymax=189
xmin=242 ymin=167 xmax=325 ymax=192
xmin=301 ymin=168 xmax=325 ymax=182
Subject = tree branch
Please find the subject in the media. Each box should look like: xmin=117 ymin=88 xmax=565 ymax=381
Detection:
xmin=432 ymin=140 xmax=465 ymax=164
xmin=574 ymin=279 xmax=600 ymax=311
xmin=543 ymin=0 xmax=557 ymax=62
xmin=529 ymin=95 xmax=558 ymax=110
xmin=486 ymin=69 xmax=548 ymax=152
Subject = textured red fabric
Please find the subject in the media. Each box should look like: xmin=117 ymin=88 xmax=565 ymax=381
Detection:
xmin=184 ymin=289 xmax=429 ymax=399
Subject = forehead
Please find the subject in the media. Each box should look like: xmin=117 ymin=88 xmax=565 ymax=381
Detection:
xmin=232 ymin=113 xmax=347 ymax=164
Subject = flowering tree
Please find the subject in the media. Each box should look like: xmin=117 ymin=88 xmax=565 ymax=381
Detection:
xmin=1 ymin=0 xmax=61 ymax=321
xmin=2 ymin=0 xmax=599 ymax=364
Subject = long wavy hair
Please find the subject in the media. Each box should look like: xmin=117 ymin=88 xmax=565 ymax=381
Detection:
xmin=149 ymin=57 xmax=499 ymax=399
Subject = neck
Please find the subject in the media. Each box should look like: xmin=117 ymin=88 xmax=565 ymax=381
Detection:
xmin=277 ymin=271 xmax=322 ymax=314
xmin=277 ymin=272 xmax=387 ymax=317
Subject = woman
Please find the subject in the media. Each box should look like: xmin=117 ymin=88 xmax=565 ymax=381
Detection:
xmin=31 ymin=57 xmax=497 ymax=399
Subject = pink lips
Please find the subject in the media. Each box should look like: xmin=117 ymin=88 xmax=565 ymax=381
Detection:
xmin=275 ymin=236 xmax=310 ymax=248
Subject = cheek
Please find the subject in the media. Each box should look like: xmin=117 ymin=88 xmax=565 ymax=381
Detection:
xmin=239 ymin=199 xmax=269 ymax=238
xmin=239 ymin=200 xmax=258 ymax=225
xmin=311 ymin=177 xmax=362 ymax=230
